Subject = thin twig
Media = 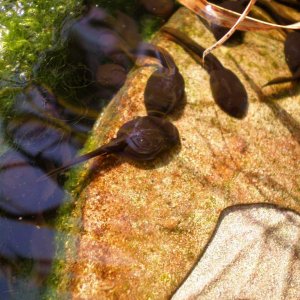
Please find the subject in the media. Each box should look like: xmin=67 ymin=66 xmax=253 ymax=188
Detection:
xmin=203 ymin=0 xmax=257 ymax=59
xmin=178 ymin=0 xmax=300 ymax=30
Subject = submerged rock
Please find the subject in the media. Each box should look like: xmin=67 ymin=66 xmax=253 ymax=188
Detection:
xmin=52 ymin=7 xmax=300 ymax=300
xmin=172 ymin=204 xmax=300 ymax=299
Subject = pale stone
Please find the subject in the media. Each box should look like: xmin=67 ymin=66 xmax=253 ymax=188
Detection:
xmin=172 ymin=204 xmax=300 ymax=300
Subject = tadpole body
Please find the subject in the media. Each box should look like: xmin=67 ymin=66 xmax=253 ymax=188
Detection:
xmin=264 ymin=31 xmax=300 ymax=86
xmin=142 ymin=46 xmax=185 ymax=116
xmin=285 ymin=31 xmax=300 ymax=76
xmin=139 ymin=0 xmax=175 ymax=18
xmin=162 ymin=27 xmax=248 ymax=119
xmin=44 ymin=116 xmax=180 ymax=177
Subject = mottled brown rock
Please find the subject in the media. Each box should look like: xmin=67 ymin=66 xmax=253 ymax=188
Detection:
xmin=56 ymin=8 xmax=300 ymax=300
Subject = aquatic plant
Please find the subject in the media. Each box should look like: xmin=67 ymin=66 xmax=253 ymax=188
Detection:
xmin=0 ymin=0 xmax=82 ymax=83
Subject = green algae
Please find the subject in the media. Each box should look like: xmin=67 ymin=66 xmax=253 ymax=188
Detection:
xmin=0 ymin=1 xmax=171 ymax=298
xmin=140 ymin=15 xmax=165 ymax=40
xmin=0 ymin=1 xmax=82 ymax=83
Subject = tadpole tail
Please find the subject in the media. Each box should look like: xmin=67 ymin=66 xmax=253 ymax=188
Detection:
xmin=38 ymin=137 xmax=128 ymax=181
xmin=262 ymin=75 xmax=300 ymax=87
xmin=161 ymin=27 xmax=223 ymax=72
xmin=132 ymin=43 xmax=171 ymax=69
xmin=37 ymin=147 xmax=109 ymax=182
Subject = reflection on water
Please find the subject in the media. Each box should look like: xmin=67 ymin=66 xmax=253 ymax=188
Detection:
xmin=0 ymin=218 xmax=54 ymax=299
xmin=0 ymin=2 xmax=176 ymax=298
xmin=0 ymin=150 xmax=65 ymax=215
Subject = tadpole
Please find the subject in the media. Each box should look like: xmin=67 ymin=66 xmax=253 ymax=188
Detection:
xmin=264 ymin=31 xmax=300 ymax=87
xmin=43 ymin=116 xmax=180 ymax=177
xmin=162 ymin=27 xmax=248 ymax=119
xmin=141 ymin=45 xmax=185 ymax=117
xmin=139 ymin=0 xmax=175 ymax=18
xmin=208 ymin=0 xmax=246 ymax=43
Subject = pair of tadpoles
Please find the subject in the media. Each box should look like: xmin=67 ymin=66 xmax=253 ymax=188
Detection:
xmin=46 ymin=24 xmax=250 ymax=178
xmin=44 ymin=45 xmax=184 ymax=178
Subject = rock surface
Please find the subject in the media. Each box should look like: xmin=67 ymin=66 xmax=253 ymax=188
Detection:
xmin=172 ymin=204 xmax=300 ymax=299
xmin=54 ymin=7 xmax=300 ymax=300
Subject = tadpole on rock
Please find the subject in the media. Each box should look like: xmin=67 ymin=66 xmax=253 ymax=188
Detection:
xmin=162 ymin=27 xmax=248 ymax=119
xmin=43 ymin=116 xmax=180 ymax=177
xmin=140 ymin=45 xmax=185 ymax=117
xmin=264 ymin=31 xmax=300 ymax=86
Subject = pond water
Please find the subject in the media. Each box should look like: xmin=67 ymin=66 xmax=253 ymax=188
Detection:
xmin=0 ymin=0 xmax=299 ymax=299
xmin=0 ymin=2 xmax=176 ymax=298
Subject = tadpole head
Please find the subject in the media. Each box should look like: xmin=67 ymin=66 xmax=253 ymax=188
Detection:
xmin=209 ymin=1 xmax=245 ymax=44
xmin=144 ymin=68 xmax=185 ymax=117
xmin=209 ymin=68 xmax=248 ymax=119
xmin=116 ymin=116 xmax=180 ymax=161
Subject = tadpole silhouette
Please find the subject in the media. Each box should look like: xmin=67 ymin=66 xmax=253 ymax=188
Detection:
xmin=140 ymin=45 xmax=185 ymax=117
xmin=62 ymin=6 xmax=141 ymax=98
xmin=139 ymin=0 xmax=175 ymax=18
xmin=162 ymin=27 xmax=248 ymax=119
xmin=208 ymin=0 xmax=246 ymax=43
xmin=255 ymin=0 xmax=297 ymax=26
xmin=5 ymin=85 xmax=82 ymax=167
xmin=264 ymin=31 xmax=300 ymax=86
xmin=43 ymin=116 xmax=180 ymax=177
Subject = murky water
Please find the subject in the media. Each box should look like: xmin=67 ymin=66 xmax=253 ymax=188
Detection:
xmin=0 ymin=0 xmax=299 ymax=299
xmin=0 ymin=1 xmax=176 ymax=298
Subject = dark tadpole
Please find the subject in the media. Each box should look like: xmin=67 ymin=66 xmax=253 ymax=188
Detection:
xmin=139 ymin=0 xmax=175 ymax=18
xmin=162 ymin=27 xmax=248 ymax=119
xmin=209 ymin=0 xmax=246 ymax=44
xmin=42 ymin=116 xmax=180 ymax=178
xmin=139 ymin=45 xmax=185 ymax=117
xmin=263 ymin=31 xmax=300 ymax=87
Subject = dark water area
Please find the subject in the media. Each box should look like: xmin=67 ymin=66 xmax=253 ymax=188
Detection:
xmin=0 ymin=1 xmax=178 ymax=298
